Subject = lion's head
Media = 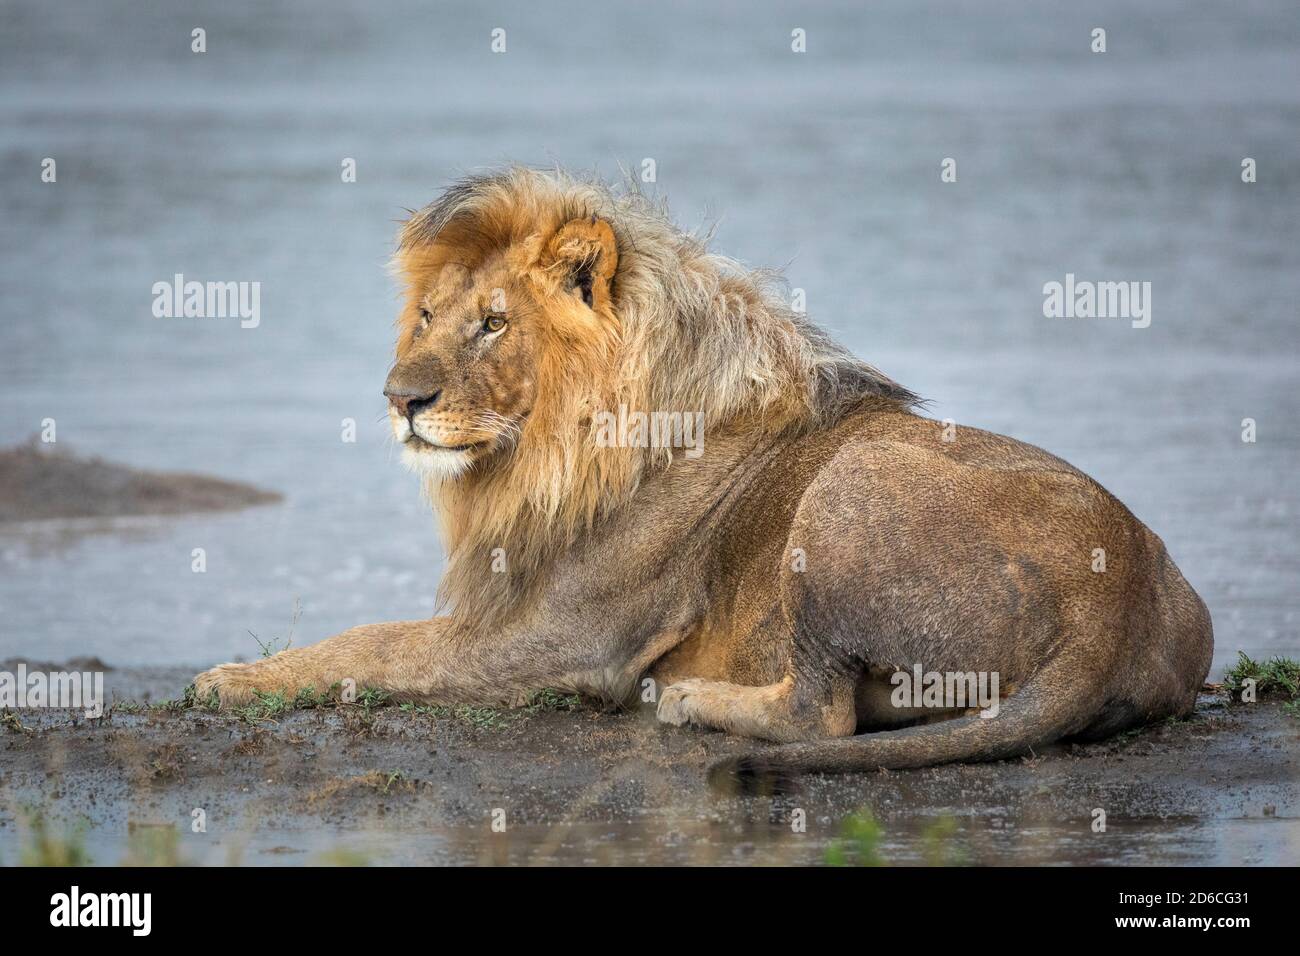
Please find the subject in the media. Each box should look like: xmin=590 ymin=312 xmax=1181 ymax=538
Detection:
xmin=389 ymin=167 xmax=916 ymax=622
xmin=387 ymin=206 xmax=618 ymax=483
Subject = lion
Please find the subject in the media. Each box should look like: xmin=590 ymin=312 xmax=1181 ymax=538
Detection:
xmin=195 ymin=166 xmax=1213 ymax=782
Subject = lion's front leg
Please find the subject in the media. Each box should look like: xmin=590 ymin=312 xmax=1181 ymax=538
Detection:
xmin=194 ymin=618 xmax=468 ymax=708
xmin=192 ymin=615 xmax=629 ymax=710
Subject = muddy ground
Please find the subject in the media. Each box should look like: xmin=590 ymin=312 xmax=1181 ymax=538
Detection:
xmin=1 ymin=661 xmax=1296 ymax=866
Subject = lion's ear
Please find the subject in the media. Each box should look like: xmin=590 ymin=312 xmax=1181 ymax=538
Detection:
xmin=542 ymin=216 xmax=618 ymax=312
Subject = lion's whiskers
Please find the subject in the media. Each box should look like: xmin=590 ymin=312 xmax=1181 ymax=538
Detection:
xmin=465 ymin=411 xmax=522 ymax=451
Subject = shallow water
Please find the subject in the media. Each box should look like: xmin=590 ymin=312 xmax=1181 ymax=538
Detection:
xmin=53 ymin=816 xmax=1300 ymax=868
xmin=2 ymin=680 xmax=1293 ymax=868
xmin=1 ymin=0 xmax=1297 ymax=681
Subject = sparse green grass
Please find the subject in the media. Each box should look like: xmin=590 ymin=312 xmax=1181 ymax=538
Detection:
xmin=150 ymin=694 xmax=192 ymax=715
xmin=398 ymin=701 xmax=509 ymax=729
xmin=825 ymin=810 xmax=885 ymax=867
xmin=18 ymin=812 xmax=190 ymax=866
xmin=1224 ymin=652 xmax=1300 ymax=715
xmin=397 ymin=688 xmax=582 ymax=730
xmin=228 ymin=686 xmax=392 ymax=723
xmin=234 ymin=689 xmax=291 ymax=723
xmin=2 ymin=711 xmax=30 ymax=733
xmin=248 ymin=598 xmax=302 ymax=658
xmin=314 ymin=848 xmax=371 ymax=866
xmin=396 ymin=702 xmax=441 ymax=718
xmin=825 ymin=810 xmax=966 ymax=866
xmin=522 ymin=688 xmax=583 ymax=713
xmin=920 ymin=816 xmax=967 ymax=866
xmin=448 ymin=704 xmax=511 ymax=730
xmin=115 ymin=683 xmax=219 ymax=714
xmin=116 ymin=680 xmax=584 ymax=729
xmin=293 ymin=685 xmax=334 ymax=709
xmin=355 ymin=688 xmax=391 ymax=712
xmin=18 ymin=811 xmax=91 ymax=866
xmin=110 ymin=682 xmax=363 ymax=723
xmin=123 ymin=824 xmax=184 ymax=866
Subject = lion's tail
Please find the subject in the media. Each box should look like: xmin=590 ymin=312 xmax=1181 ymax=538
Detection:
xmin=709 ymin=657 xmax=1097 ymax=788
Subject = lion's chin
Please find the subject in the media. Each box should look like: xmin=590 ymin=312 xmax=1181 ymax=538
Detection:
xmin=401 ymin=438 xmax=476 ymax=481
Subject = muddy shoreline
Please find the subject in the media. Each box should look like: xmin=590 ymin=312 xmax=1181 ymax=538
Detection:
xmin=0 ymin=441 xmax=280 ymax=524
xmin=1 ymin=662 xmax=1295 ymax=866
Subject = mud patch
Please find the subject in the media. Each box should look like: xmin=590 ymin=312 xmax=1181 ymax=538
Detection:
xmin=0 ymin=439 xmax=280 ymax=523
xmin=1 ymin=666 xmax=1296 ymax=865
xmin=307 ymin=770 xmax=419 ymax=806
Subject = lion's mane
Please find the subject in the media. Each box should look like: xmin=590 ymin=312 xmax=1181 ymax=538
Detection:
xmin=393 ymin=167 xmax=918 ymax=625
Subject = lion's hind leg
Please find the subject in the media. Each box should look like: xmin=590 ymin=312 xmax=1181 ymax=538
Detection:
xmin=657 ymin=674 xmax=856 ymax=743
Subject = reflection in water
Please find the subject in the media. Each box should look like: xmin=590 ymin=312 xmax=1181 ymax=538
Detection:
xmin=35 ymin=814 xmax=1300 ymax=867
xmin=3 ymin=706 xmax=1294 ymax=867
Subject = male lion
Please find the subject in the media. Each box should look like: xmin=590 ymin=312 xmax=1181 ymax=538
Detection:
xmin=195 ymin=167 xmax=1213 ymax=780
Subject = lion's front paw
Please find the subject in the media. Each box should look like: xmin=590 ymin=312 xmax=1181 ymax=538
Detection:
xmin=656 ymin=678 xmax=708 ymax=727
xmin=192 ymin=662 xmax=263 ymax=709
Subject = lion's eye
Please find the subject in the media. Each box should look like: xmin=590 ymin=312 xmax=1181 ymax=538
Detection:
xmin=483 ymin=313 xmax=507 ymax=334
xmin=418 ymin=308 xmax=432 ymax=330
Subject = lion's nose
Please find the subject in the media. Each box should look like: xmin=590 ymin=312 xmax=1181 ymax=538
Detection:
xmin=384 ymin=383 xmax=441 ymax=419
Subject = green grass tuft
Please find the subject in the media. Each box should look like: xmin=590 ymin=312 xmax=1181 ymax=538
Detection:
xmin=234 ymin=689 xmax=291 ymax=723
xmin=1224 ymin=652 xmax=1300 ymax=714
xmin=825 ymin=810 xmax=885 ymax=867
xmin=355 ymin=688 xmax=391 ymax=712
xmin=522 ymin=688 xmax=583 ymax=713
xmin=826 ymin=811 xmax=966 ymax=866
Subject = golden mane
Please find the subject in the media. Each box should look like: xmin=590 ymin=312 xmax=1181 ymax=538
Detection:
xmin=393 ymin=166 xmax=917 ymax=626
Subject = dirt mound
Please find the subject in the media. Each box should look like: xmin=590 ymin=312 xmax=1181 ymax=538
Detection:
xmin=0 ymin=438 xmax=281 ymax=522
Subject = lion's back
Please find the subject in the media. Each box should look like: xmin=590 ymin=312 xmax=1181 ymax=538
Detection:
xmin=777 ymin=408 xmax=1171 ymax=672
